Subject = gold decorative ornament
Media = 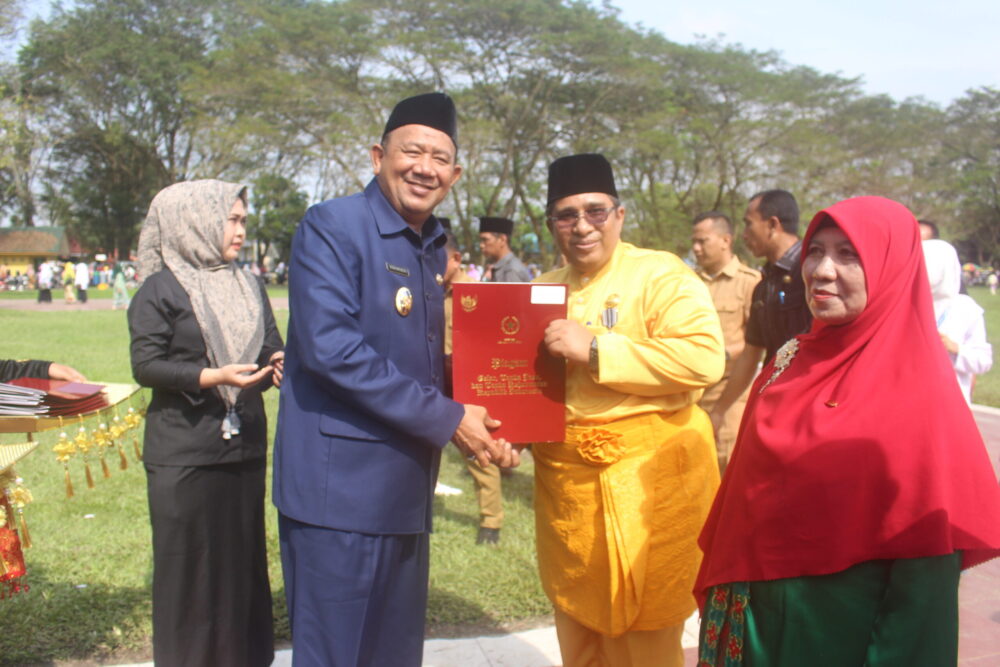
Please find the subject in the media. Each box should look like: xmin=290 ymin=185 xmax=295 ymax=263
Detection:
xmin=53 ymin=432 xmax=76 ymax=498
xmin=759 ymin=338 xmax=799 ymax=394
xmin=500 ymin=315 xmax=521 ymax=336
xmin=74 ymin=425 xmax=95 ymax=489
xmin=601 ymin=294 xmax=620 ymax=331
xmin=435 ymin=273 xmax=444 ymax=286
xmin=125 ymin=406 xmax=143 ymax=461
xmin=573 ymin=428 xmax=626 ymax=466
xmin=93 ymin=423 xmax=112 ymax=479
xmin=110 ymin=415 xmax=128 ymax=470
xmin=460 ymin=293 xmax=478 ymax=313
xmin=394 ymin=286 xmax=413 ymax=316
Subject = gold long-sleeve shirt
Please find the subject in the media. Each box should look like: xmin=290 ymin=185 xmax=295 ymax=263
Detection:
xmin=537 ymin=242 xmax=725 ymax=425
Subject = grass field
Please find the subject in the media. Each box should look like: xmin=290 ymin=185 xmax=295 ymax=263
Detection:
xmin=965 ymin=286 xmax=1000 ymax=406
xmin=1 ymin=285 xmax=998 ymax=664
xmin=0 ymin=299 xmax=548 ymax=665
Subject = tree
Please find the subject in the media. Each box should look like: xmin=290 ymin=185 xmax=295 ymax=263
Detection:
xmin=0 ymin=66 xmax=46 ymax=226
xmin=248 ymin=172 xmax=308 ymax=264
xmin=17 ymin=0 xmax=223 ymax=252
xmin=939 ymin=87 xmax=1000 ymax=266
xmin=0 ymin=0 xmax=21 ymax=40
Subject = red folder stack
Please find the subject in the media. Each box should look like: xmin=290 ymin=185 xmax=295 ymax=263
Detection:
xmin=4 ymin=378 xmax=108 ymax=416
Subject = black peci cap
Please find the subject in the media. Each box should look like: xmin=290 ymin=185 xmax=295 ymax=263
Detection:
xmin=383 ymin=92 xmax=458 ymax=147
xmin=547 ymin=153 xmax=618 ymax=205
xmin=478 ymin=216 xmax=514 ymax=236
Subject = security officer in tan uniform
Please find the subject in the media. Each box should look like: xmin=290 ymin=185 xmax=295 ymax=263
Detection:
xmin=442 ymin=228 xmax=505 ymax=545
xmin=690 ymin=212 xmax=761 ymax=472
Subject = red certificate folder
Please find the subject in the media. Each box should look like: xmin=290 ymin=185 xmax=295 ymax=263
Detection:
xmin=6 ymin=378 xmax=109 ymax=416
xmin=452 ymin=282 xmax=567 ymax=443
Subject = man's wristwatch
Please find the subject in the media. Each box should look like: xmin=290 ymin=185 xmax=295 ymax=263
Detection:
xmin=589 ymin=336 xmax=599 ymax=374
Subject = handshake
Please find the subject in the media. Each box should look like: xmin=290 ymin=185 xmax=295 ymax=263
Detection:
xmin=452 ymin=404 xmax=521 ymax=469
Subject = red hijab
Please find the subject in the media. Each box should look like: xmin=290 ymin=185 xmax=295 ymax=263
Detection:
xmin=696 ymin=196 xmax=1000 ymax=597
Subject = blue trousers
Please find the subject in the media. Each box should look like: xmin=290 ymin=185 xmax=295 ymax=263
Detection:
xmin=278 ymin=513 xmax=430 ymax=667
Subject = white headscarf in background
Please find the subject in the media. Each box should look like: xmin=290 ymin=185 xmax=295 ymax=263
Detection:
xmin=137 ymin=180 xmax=264 ymax=438
xmin=922 ymin=239 xmax=963 ymax=323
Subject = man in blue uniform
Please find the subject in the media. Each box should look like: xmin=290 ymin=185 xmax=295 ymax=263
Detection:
xmin=273 ymin=92 xmax=515 ymax=667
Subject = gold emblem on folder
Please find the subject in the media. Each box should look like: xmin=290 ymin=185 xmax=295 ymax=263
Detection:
xmin=460 ymin=294 xmax=478 ymax=313
xmin=501 ymin=316 xmax=521 ymax=336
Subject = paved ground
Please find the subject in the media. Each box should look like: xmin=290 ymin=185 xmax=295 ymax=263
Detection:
xmin=959 ymin=404 xmax=1000 ymax=666
xmin=7 ymin=296 xmax=998 ymax=665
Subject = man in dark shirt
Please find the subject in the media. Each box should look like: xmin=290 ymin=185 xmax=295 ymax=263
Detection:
xmin=708 ymin=189 xmax=812 ymax=435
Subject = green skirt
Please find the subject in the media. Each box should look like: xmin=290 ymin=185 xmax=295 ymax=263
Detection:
xmin=699 ymin=552 xmax=961 ymax=666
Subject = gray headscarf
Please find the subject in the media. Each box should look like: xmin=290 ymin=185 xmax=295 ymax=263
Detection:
xmin=137 ymin=180 xmax=265 ymax=438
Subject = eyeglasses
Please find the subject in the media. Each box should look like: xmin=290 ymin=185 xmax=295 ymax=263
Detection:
xmin=547 ymin=206 xmax=617 ymax=230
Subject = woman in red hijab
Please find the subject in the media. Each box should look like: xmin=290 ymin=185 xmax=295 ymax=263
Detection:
xmin=695 ymin=196 xmax=1000 ymax=666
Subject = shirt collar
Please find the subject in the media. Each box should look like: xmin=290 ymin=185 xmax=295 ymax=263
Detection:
xmin=698 ymin=255 xmax=741 ymax=281
xmin=566 ymin=241 xmax=626 ymax=289
xmin=774 ymin=239 xmax=803 ymax=272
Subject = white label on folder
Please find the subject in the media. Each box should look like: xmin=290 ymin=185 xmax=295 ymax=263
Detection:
xmin=531 ymin=285 xmax=567 ymax=305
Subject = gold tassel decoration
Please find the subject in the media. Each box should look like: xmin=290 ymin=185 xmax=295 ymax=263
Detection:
xmin=0 ymin=470 xmax=17 ymax=529
xmin=53 ymin=431 xmax=76 ymax=499
xmin=110 ymin=416 xmax=128 ymax=470
xmin=94 ymin=423 xmax=112 ymax=479
xmin=17 ymin=511 xmax=31 ymax=549
xmin=74 ymin=425 xmax=96 ymax=489
xmin=125 ymin=407 xmax=143 ymax=462
xmin=9 ymin=476 xmax=33 ymax=549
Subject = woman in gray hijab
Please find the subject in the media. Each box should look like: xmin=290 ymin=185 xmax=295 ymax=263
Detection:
xmin=128 ymin=180 xmax=284 ymax=667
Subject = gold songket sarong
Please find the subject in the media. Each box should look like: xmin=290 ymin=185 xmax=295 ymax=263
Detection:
xmin=533 ymin=405 xmax=720 ymax=636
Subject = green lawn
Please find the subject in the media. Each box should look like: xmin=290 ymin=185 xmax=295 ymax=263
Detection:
xmin=0 ymin=302 xmax=548 ymax=665
xmin=967 ymin=286 xmax=1000 ymax=406
xmin=0 ymin=282 xmax=287 ymax=300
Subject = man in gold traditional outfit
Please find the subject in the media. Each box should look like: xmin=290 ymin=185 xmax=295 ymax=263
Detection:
xmin=534 ymin=153 xmax=725 ymax=667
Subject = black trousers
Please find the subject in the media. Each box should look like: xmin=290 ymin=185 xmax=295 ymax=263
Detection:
xmin=146 ymin=458 xmax=274 ymax=667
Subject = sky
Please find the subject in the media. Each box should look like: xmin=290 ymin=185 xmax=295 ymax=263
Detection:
xmin=10 ymin=0 xmax=999 ymax=106
xmin=609 ymin=0 xmax=999 ymax=106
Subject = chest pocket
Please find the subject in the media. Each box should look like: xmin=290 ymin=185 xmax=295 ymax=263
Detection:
xmin=778 ymin=278 xmax=805 ymax=312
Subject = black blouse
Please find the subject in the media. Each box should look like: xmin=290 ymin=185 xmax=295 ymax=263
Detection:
xmin=128 ymin=269 xmax=284 ymax=466
xmin=0 ymin=359 xmax=52 ymax=382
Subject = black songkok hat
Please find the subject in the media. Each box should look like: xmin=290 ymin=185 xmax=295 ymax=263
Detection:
xmin=478 ymin=216 xmax=514 ymax=236
xmin=437 ymin=216 xmax=452 ymax=230
xmin=383 ymin=92 xmax=458 ymax=147
xmin=547 ymin=153 xmax=618 ymax=205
